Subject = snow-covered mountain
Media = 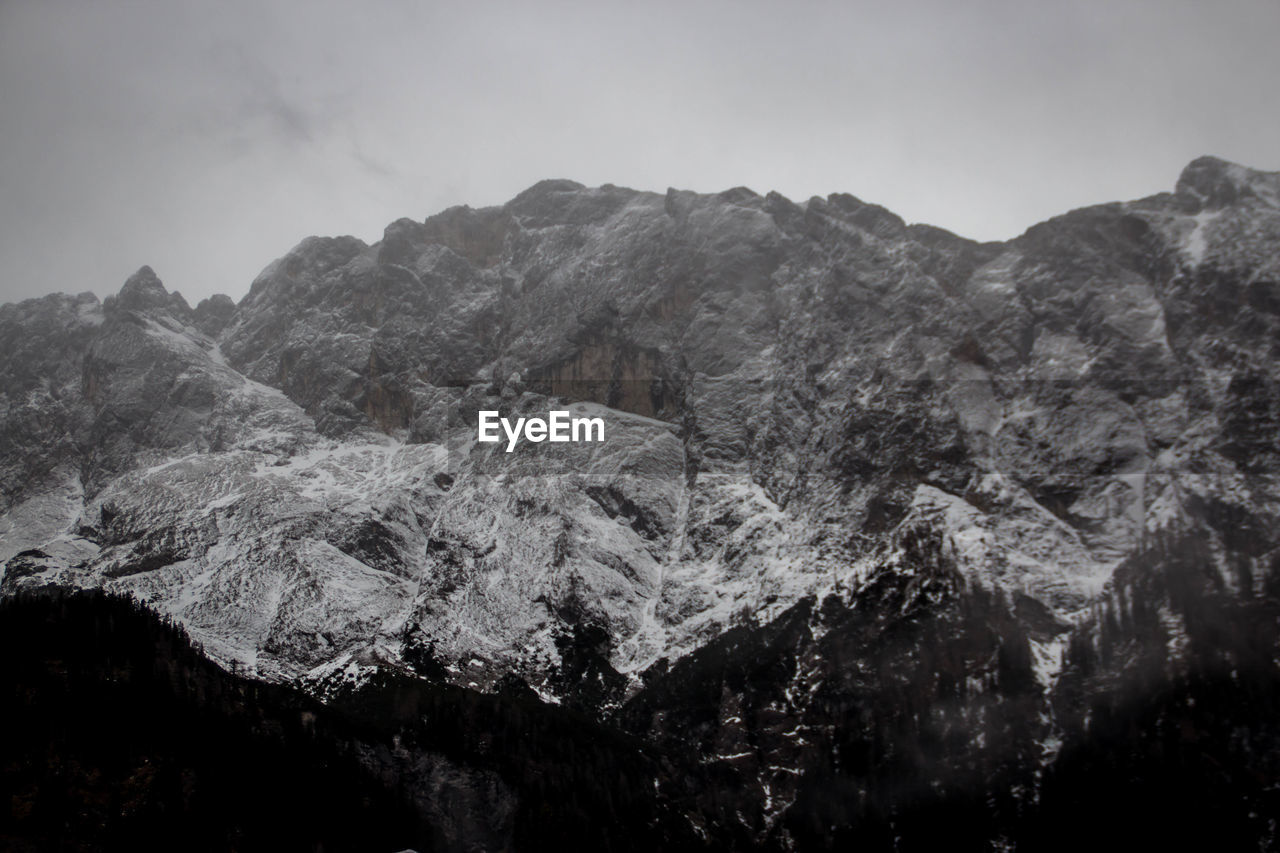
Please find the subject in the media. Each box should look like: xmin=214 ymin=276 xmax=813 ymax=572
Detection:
xmin=2 ymin=155 xmax=1279 ymax=847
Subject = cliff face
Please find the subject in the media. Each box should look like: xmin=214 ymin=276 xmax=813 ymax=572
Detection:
xmin=1 ymin=156 xmax=1279 ymax=844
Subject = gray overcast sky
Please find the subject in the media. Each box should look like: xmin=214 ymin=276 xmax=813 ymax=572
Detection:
xmin=2 ymin=0 xmax=1278 ymax=305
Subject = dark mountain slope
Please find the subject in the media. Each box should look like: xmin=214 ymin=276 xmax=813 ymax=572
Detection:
xmin=0 ymin=591 xmax=711 ymax=852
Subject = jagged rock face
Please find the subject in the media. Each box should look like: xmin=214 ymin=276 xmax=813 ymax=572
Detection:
xmin=1 ymin=157 xmax=1277 ymax=756
xmin=0 ymin=291 xmax=99 ymax=511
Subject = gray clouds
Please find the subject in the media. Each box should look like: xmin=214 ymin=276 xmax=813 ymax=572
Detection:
xmin=2 ymin=0 xmax=1278 ymax=304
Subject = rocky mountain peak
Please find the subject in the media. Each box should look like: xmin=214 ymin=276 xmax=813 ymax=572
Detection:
xmin=106 ymin=265 xmax=193 ymax=322
xmin=1175 ymin=154 xmax=1278 ymax=211
xmin=506 ymin=178 xmax=588 ymax=210
xmin=114 ymin=264 xmax=164 ymax=302
xmin=192 ymin=293 xmax=237 ymax=337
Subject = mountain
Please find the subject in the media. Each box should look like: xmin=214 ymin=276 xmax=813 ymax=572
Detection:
xmin=1 ymin=155 xmax=1278 ymax=848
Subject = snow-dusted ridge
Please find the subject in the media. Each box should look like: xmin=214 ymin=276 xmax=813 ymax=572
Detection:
xmin=1 ymin=156 xmax=1278 ymax=718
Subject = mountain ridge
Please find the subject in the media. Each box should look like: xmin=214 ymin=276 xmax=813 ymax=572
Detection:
xmin=12 ymin=154 xmax=1264 ymax=313
xmin=1 ymin=153 xmax=1279 ymax=846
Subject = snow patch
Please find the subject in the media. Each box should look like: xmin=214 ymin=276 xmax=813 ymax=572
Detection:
xmin=1184 ymin=210 xmax=1223 ymax=265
